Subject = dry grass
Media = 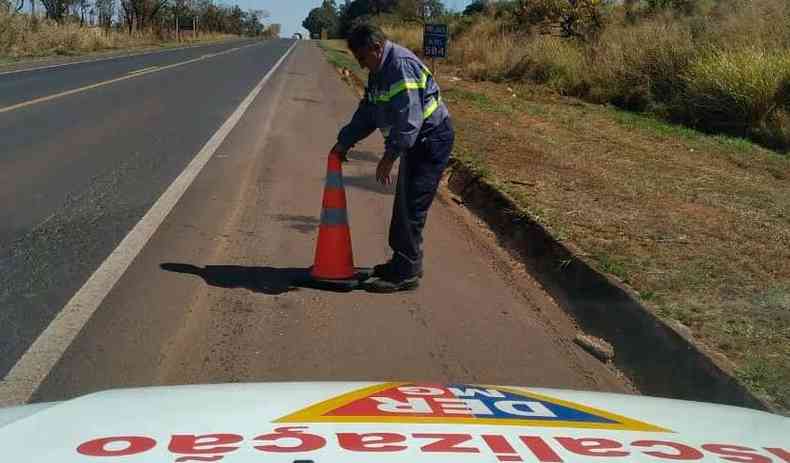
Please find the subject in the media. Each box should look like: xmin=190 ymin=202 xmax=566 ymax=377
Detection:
xmin=380 ymin=23 xmax=422 ymax=53
xmin=377 ymin=0 xmax=790 ymax=151
xmin=682 ymin=48 xmax=790 ymax=139
xmin=385 ymin=18 xmax=525 ymax=81
xmin=508 ymin=35 xmax=587 ymax=95
xmin=320 ymin=23 xmax=790 ymax=412
xmin=441 ymin=77 xmax=790 ymax=411
xmin=587 ymin=17 xmax=695 ymax=110
xmin=0 ymin=11 xmax=234 ymax=60
xmin=446 ymin=17 xmax=523 ymax=81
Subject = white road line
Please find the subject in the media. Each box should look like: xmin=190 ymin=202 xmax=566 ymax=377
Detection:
xmin=0 ymin=42 xmax=259 ymax=114
xmin=128 ymin=66 xmax=159 ymax=74
xmin=0 ymin=41 xmax=297 ymax=407
xmin=0 ymin=40 xmax=251 ymax=77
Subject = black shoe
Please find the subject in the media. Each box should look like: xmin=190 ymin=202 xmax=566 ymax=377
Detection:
xmin=364 ymin=274 xmax=420 ymax=293
xmin=373 ymin=260 xmax=423 ymax=279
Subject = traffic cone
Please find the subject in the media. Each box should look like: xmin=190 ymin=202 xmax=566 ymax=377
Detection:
xmin=310 ymin=150 xmax=355 ymax=281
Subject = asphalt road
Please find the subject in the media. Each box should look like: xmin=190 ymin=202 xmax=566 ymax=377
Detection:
xmin=0 ymin=40 xmax=630 ymax=405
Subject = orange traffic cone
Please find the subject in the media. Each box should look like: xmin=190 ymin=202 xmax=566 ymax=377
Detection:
xmin=310 ymin=150 xmax=355 ymax=281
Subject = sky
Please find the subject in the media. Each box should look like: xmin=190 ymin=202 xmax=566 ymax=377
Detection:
xmin=234 ymin=0 xmax=477 ymax=38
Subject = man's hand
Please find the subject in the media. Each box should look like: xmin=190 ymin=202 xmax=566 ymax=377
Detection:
xmin=332 ymin=143 xmax=349 ymax=162
xmin=376 ymin=156 xmax=396 ymax=185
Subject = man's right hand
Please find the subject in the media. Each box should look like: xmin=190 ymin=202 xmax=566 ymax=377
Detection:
xmin=332 ymin=143 xmax=349 ymax=162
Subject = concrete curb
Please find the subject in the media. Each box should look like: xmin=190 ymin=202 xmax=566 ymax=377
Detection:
xmin=445 ymin=158 xmax=774 ymax=412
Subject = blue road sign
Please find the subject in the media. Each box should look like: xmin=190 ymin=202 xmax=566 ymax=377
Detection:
xmin=423 ymin=24 xmax=448 ymax=58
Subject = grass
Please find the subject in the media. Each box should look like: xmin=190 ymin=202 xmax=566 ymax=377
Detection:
xmin=443 ymin=88 xmax=515 ymax=114
xmin=317 ymin=40 xmax=367 ymax=87
xmin=375 ymin=0 xmax=790 ymax=152
xmin=318 ymin=37 xmax=790 ymax=412
xmin=443 ymin=78 xmax=790 ymax=412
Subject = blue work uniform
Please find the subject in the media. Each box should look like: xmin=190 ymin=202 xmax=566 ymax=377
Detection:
xmin=338 ymin=40 xmax=454 ymax=278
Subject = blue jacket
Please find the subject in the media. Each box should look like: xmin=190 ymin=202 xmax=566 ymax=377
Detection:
xmin=338 ymin=41 xmax=449 ymax=160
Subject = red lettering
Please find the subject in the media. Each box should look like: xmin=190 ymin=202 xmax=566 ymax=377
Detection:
xmin=702 ymin=444 xmax=772 ymax=463
xmin=253 ymin=426 xmax=326 ymax=453
xmin=77 ymin=436 xmax=156 ymax=457
xmin=520 ymin=436 xmax=563 ymax=462
xmin=168 ymin=434 xmax=242 ymax=454
xmin=556 ymin=437 xmax=630 ymax=457
xmin=483 ymin=435 xmax=523 ymax=461
xmin=766 ymin=448 xmax=790 ymax=463
xmin=174 ymin=457 xmax=225 ymax=462
xmin=412 ymin=433 xmax=479 ymax=453
xmin=632 ymin=440 xmax=704 ymax=460
xmin=483 ymin=435 xmax=518 ymax=453
xmin=337 ymin=433 xmax=407 ymax=452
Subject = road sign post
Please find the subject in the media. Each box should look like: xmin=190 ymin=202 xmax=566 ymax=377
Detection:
xmin=423 ymin=23 xmax=448 ymax=79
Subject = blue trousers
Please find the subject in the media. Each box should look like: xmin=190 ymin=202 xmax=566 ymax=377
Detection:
xmin=389 ymin=117 xmax=455 ymax=278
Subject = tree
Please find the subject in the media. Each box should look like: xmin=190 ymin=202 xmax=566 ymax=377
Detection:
xmin=243 ymin=8 xmax=269 ymax=36
xmin=516 ymin=0 xmax=611 ymax=41
xmin=463 ymin=0 xmax=486 ymax=15
xmin=395 ymin=0 xmax=445 ymax=20
xmin=302 ymin=0 xmax=338 ymax=38
xmin=336 ymin=0 xmax=397 ymax=35
xmin=96 ymin=0 xmax=115 ymax=29
xmin=40 ymin=0 xmax=72 ymax=21
xmin=226 ymin=4 xmax=243 ymax=34
xmin=77 ymin=0 xmax=89 ymax=24
xmin=119 ymin=0 xmax=167 ymax=33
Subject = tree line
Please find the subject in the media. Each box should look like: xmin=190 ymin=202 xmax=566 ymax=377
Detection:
xmin=302 ymin=0 xmax=446 ymax=39
xmin=1 ymin=0 xmax=273 ymax=38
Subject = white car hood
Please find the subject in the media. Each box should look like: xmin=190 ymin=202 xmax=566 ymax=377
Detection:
xmin=0 ymin=382 xmax=787 ymax=462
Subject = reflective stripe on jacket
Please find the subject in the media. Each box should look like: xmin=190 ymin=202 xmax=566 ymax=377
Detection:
xmin=337 ymin=41 xmax=449 ymax=159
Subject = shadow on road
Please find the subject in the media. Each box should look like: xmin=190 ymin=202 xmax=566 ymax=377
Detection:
xmin=347 ymin=150 xmax=380 ymax=163
xmin=343 ymin=174 xmax=394 ymax=195
xmin=160 ymin=263 xmax=372 ymax=294
xmin=270 ymin=214 xmax=319 ymax=234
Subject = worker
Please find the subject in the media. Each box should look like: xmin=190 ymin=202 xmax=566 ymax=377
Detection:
xmin=332 ymin=24 xmax=454 ymax=293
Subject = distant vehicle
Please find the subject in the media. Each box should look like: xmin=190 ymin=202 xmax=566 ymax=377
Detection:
xmin=2 ymin=382 xmax=788 ymax=461
xmin=293 ymin=33 xmax=303 ymax=40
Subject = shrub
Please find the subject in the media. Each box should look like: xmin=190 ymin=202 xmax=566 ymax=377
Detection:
xmin=509 ymin=35 xmax=588 ymax=95
xmin=448 ymin=17 xmax=522 ymax=81
xmin=514 ymin=0 xmax=612 ymax=41
xmin=682 ymin=48 xmax=790 ymax=136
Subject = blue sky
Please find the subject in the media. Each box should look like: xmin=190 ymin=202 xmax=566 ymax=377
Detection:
xmin=233 ymin=0 xmax=476 ymax=38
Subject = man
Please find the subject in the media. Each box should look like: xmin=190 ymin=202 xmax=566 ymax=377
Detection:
xmin=333 ymin=24 xmax=454 ymax=293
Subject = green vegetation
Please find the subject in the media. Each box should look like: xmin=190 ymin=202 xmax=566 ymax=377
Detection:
xmin=303 ymin=0 xmax=445 ymax=39
xmin=318 ymin=40 xmax=359 ymax=72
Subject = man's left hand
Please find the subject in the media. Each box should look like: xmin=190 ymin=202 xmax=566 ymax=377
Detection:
xmin=376 ymin=156 xmax=396 ymax=185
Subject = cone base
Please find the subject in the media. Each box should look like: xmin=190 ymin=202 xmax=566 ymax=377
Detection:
xmin=308 ymin=267 xmax=374 ymax=290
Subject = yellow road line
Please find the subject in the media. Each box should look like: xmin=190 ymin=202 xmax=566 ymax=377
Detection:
xmin=0 ymin=42 xmax=257 ymax=115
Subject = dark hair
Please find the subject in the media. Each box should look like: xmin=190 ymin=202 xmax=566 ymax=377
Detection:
xmin=347 ymin=24 xmax=387 ymax=53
